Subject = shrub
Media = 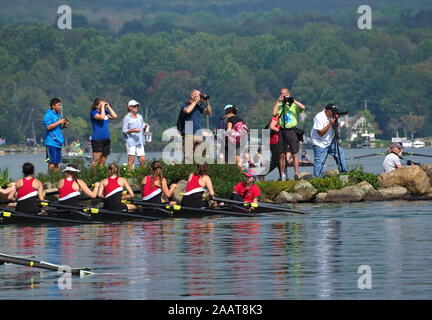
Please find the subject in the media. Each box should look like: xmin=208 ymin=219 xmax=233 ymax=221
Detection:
xmin=348 ymin=168 xmax=379 ymax=189
xmin=256 ymin=180 xmax=296 ymax=200
xmin=309 ymin=176 xmax=345 ymax=193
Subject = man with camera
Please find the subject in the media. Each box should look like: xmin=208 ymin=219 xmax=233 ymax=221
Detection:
xmin=383 ymin=143 xmax=405 ymax=173
xmin=177 ymin=89 xmax=212 ymax=163
xmin=310 ymin=104 xmax=349 ymax=177
xmin=90 ymin=97 xmax=118 ymax=167
xmin=271 ymin=88 xmax=305 ymax=181
xmin=43 ymin=98 xmax=69 ymax=172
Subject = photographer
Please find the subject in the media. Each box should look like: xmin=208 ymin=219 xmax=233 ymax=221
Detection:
xmin=383 ymin=143 xmax=404 ymax=173
xmin=311 ymin=104 xmax=349 ymax=177
xmin=177 ymin=89 xmax=212 ymax=163
xmin=90 ymin=97 xmax=118 ymax=167
xmin=43 ymin=98 xmax=69 ymax=172
xmin=271 ymin=88 xmax=305 ymax=181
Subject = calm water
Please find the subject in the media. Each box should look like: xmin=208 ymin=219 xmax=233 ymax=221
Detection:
xmin=1 ymin=149 xmax=432 ymax=300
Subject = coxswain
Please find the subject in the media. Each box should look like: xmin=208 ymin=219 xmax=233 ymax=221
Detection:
xmin=181 ymin=162 xmax=215 ymax=208
xmin=57 ymin=164 xmax=99 ymax=206
xmin=231 ymin=169 xmax=261 ymax=204
xmin=13 ymin=163 xmax=44 ymax=213
xmin=97 ymin=163 xmax=135 ymax=211
xmin=141 ymin=161 xmax=177 ymax=204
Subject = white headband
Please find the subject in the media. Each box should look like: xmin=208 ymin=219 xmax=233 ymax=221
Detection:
xmin=63 ymin=166 xmax=80 ymax=173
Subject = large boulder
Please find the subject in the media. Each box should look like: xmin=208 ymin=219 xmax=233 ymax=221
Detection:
xmin=294 ymin=180 xmax=317 ymax=201
xmin=363 ymin=189 xmax=384 ymax=201
xmin=172 ymin=180 xmax=187 ymax=203
xmin=315 ymin=192 xmax=328 ymax=203
xmin=420 ymin=164 xmax=432 ymax=185
xmin=377 ymin=186 xmax=408 ymax=200
xmin=377 ymin=166 xmax=431 ymax=195
xmin=275 ymin=191 xmax=302 ymax=203
xmin=322 ymin=185 xmax=366 ymax=203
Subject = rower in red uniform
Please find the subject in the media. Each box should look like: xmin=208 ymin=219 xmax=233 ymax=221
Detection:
xmin=141 ymin=161 xmax=177 ymax=204
xmin=98 ymin=163 xmax=136 ymax=211
xmin=57 ymin=164 xmax=99 ymax=206
xmin=13 ymin=163 xmax=44 ymax=213
xmin=231 ymin=169 xmax=260 ymax=204
xmin=181 ymin=162 xmax=215 ymax=208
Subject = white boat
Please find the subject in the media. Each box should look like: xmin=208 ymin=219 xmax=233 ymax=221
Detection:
xmin=413 ymin=140 xmax=426 ymax=148
xmin=391 ymin=136 xmax=412 ymax=148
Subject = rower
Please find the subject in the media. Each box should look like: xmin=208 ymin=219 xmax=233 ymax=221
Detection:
xmin=13 ymin=163 xmax=44 ymax=213
xmin=230 ymin=169 xmax=261 ymax=204
xmin=141 ymin=161 xmax=177 ymax=204
xmin=0 ymin=183 xmax=16 ymax=201
xmin=57 ymin=164 xmax=99 ymax=206
xmin=98 ymin=163 xmax=136 ymax=211
xmin=181 ymin=162 xmax=215 ymax=208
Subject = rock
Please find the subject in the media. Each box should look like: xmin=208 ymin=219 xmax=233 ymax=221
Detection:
xmin=275 ymin=191 xmax=302 ymax=203
xmin=377 ymin=186 xmax=408 ymax=200
xmin=299 ymin=172 xmax=313 ymax=180
xmin=315 ymin=192 xmax=327 ymax=203
xmin=363 ymin=189 xmax=384 ymax=201
xmin=420 ymin=164 xmax=432 ymax=185
xmin=323 ymin=185 xmax=366 ymax=203
xmin=377 ymin=165 xmax=431 ymax=195
xmin=324 ymin=169 xmax=339 ymax=177
xmin=294 ymin=180 xmax=317 ymax=201
xmin=172 ymin=180 xmax=187 ymax=203
xmin=339 ymin=174 xmax=349 ymax=185
xmin=356 ymin=181 xmax=375 ymax=194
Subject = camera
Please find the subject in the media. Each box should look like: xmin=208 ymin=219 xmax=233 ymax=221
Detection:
xmin=282 ymin=96 xmax=294 ymax=105
xmin=200 ymin=93 xmax=210 ymax=100
xmin=336 ymin=110 xmax=348 ymax=116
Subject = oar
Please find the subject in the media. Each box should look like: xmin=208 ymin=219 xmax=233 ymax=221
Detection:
xmin=39 ymin=200 xmax=164 ymax=220
xmin=128 ymin=199 xmax=259 ymax=217
xmin=0 ymin=208 xmax=96 ymax=225
xmin=403 ymin=152 xmax=432 ymax=158
xmin=348 ymin=152 xmax=387 ymax=160
xmin=0 ymin=253 xmax=93 ymax=276
xmin=212 ymin=197 xmax=308 ymax=215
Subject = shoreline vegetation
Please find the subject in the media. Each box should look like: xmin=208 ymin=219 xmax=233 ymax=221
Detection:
xmin=3 ymin=161 xmax=432 ymax=205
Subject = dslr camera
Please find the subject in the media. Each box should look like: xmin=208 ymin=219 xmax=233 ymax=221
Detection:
xmin=326 ymin=104 xmax=348 ymax=117
xmin=282 ymin=96 xmax=295 ymax=105
xmin=200 ymin=93 xmax=210 ymax=100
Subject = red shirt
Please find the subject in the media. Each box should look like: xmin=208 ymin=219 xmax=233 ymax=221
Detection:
xmin=270 ymin=116 xmax=279 ymax=145
xmin=233 ymin=182 xmax=261 ymax=203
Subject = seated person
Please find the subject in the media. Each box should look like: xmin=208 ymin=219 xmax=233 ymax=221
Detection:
xmin=181 ymin=162 xmax=215 ymax=208
xmin=230 ymin=169 xmax=261 ymax=204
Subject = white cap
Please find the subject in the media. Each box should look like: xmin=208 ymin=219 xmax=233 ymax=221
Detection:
xmin=128 ymin=99 xmax=140 ymax=107
xmin=63 ymin=166 xmax=80 ymax=173
xmin=224 ymin=104 xmax=233 ymax=110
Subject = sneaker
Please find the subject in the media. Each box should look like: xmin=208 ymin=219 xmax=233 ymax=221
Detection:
xmin=282 ymin=174 xmax=287 ymax=181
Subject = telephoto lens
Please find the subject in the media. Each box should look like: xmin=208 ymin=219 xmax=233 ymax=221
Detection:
xmin=200 ymin=93 xmax=210 ymax=100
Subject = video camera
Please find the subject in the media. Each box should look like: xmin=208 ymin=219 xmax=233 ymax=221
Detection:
xmin=325 ymin=104 xmax=348 ymax=117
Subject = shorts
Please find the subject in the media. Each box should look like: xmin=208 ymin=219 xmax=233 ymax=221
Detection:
xmin=278 ymin=128 xmax=299 ymax=154
xmin=91 ymin=139 xmax=110 ymax=156
xmin=46 ymin=146 xmax=62 ymax=164
xmin=127 ymin=144 xmax=145 ymax=157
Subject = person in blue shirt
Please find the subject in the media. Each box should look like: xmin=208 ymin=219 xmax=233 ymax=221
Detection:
xmin=90 ymin=97 xmax=118 ymax=167
xmin=177 ymin=89 xmax=212 ymax=163
xmin=43 ymin=98 xmax=69 ymax=171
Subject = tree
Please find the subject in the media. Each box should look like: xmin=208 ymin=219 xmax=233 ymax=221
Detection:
xmin=400 ymin=112 xmax=426 ymax=141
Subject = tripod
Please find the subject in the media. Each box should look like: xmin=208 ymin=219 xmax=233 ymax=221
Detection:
xmin=321 ymin=116 xmax=344 ymax=173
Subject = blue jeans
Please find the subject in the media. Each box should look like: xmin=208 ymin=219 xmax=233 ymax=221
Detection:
xmin=312 ymin=141 xmax=349 ymax=177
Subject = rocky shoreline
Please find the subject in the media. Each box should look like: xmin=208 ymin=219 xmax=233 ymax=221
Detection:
xmin=272 ymin=164 xmax=432 ymax=204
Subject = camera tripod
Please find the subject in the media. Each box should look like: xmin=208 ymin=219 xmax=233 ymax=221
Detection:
xmin=322 ymin=116 xmax=344 ymax=173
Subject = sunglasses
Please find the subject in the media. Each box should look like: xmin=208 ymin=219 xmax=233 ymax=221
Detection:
xmin=131 ymin=105 xmax=139 ymax=108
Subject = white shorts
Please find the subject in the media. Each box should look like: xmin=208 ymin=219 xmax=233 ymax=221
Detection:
xmin=127 ymin=144 xmax=145 ymax=157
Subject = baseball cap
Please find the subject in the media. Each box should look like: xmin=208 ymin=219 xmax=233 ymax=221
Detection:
xmin=325 ymin=103 xmax=337 ymax=112
xmin=128 ymin=99 xmax=140 ymax=107
xmin=244 ymin=169 xmax=257 ymax=178
xmin=224 ymin=104 xmax=233 ymax=111
xmin=389 ymin=143 xmax=403 ymax=149
xmin=63 ymin=166 xmax=80 ymax=173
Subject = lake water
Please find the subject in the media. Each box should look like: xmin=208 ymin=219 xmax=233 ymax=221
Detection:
xmin=1 ymin=149 xmax=432 ymax=300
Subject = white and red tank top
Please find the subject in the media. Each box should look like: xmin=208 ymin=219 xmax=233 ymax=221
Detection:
xmin=184 ymin=174 xmax=205 ymax=196
xmin=104 ymin=177 xmax=124 ymax=198
xmin=142 ymin=176 xmax=162 ymax=200
xmin=59 ymin=178 xmax=81 ymax=201
xmin=17 ymin=177 xmax=38 ymax=201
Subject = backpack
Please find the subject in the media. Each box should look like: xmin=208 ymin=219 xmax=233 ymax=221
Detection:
xmin=176 ymin=108 xmax=186 ymax=134
xmin=227 ymin=120 xmax=249 ymax=145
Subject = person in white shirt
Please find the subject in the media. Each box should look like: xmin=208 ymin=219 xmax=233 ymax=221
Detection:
xmin=310 ymin=104 xmax=349 ymax=177
xmin=122 ymin=99 xmax=147 ymax=170
xmin=383 ymin=143 xmax=404 ymax=173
